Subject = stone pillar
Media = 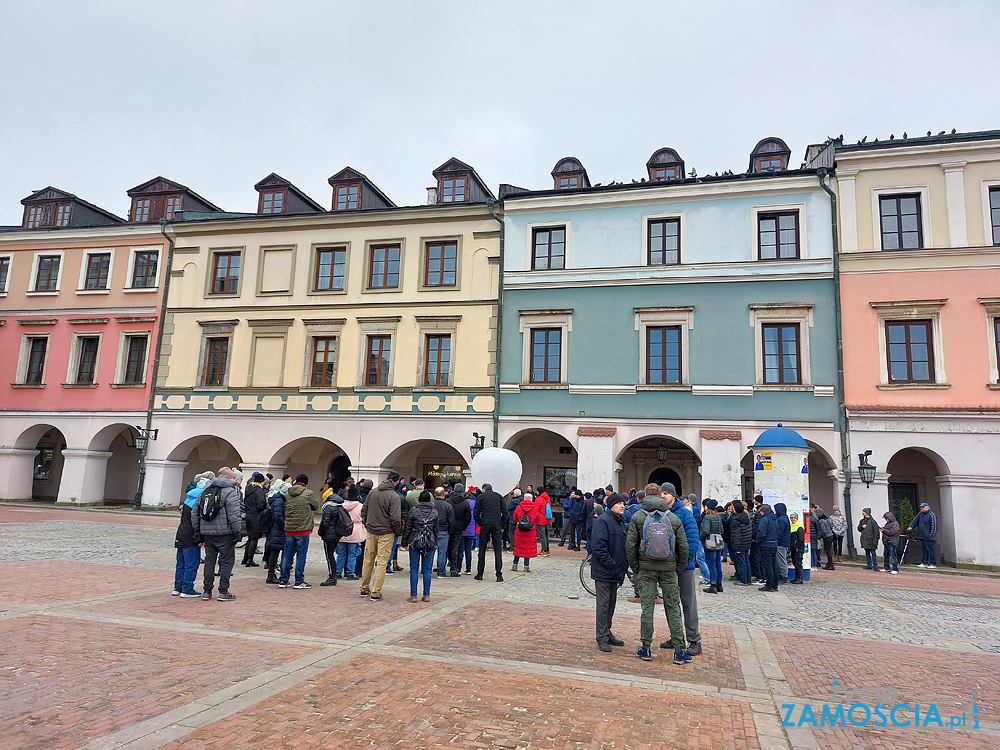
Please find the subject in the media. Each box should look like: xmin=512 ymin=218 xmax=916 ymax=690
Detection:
xmin=57 ymin=450 xmax=113 ymax=505
xmin=941 ymin=161 xmax=968 ymax=248
xmin=699 ymin=430 xmax=743 ymax=505
xmin=837 ymin=168 xmax=859 ymax=252
xmin=143 ymin=459 xmax=189 ymax=507
xmin=935 ymin=474 xmax=1000 ymax=567
xmin=0 ymin=448 xmax=38 ymax=501
xmin=352 ymin=466 xmax=386 ymax=485
xmin=575 ymin=427 xmax=616 ymax=492
xmin=849 ymin=470 xmax=889 ymax=557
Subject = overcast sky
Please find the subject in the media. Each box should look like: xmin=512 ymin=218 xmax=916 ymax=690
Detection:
xmin=1 ymin=0 xmax=998 ymax=225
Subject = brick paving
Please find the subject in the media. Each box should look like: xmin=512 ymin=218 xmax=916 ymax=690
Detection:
xmin=0 ymin=615 xmax=312 ymax=750
xmin=0 ymin=504 xmax=178 ymax=528
xmin=159 ymin=655 xmax=760 ymax=750
xmin=0 ymin=560 xmax=167 ymax=604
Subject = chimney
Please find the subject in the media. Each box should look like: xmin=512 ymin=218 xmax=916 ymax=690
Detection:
xmin=426 ymin=187 xmax=438 ymax=204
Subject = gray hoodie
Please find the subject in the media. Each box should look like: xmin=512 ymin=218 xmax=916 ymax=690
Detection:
xmin=191 ymin=477 xmax=242 ymax=537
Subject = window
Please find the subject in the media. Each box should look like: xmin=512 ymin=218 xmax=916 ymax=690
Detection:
xmin=335 ymin=184 xmax=360 ymax=211
xmin=762 ymin=324 xmax=801 ymax=384
xmin=260 ymin=191 xmax=284 ymax=214
xmin=530 ymin=328 xmax=561 ymax=383
xmin=131 ymin=250 xmax=159 ymax=288
xmin=647 ymin=326 xmax=682 ymax=384
xmin=165 ymin=196 xmax=183 ymax=220
xmin=755 ymin=157 xmax=786 ymax=172
xmin=880 ymin=194 xmax=923 ymax=250
xmin=26 ymin=338 xmax=48 ymax=385
xmin=204 ymin=338 xmax=229 ymax=386
xmin=990 ymin=187 xmax=1000 ymax=246
xmin=993 ymin=317 xmax=1000 ymax=382
xmin=365 ymin=335 xmax=391 ymax=386
xmin=132 ymin=199 xmax=151 ymax=222
xmin=26 ymin=205 xmax=45 ymax=228
xmin=425 ymin=335 xmax=451 ymax=386
xmin=75 ymin=337 xmax=100 ymax=384
xmin=886 ymin=320 xmax=934 ymax=383
xmin=84 ymin=253 xmax=111 ymax=290
xmin=123 ymin=336 xmax=148 ymax=384
xmin=532 ymin=227 xmax=566 ymax=270
xmin=556 ymin=175 xmax=580 ymax=190
xmin=34 ymin=255 xmax=61 ymax=291
xmin=0 ymin=256 xmax=9 ymax=292
xmin=648 ymin=219 xmax=680 ymax=265
xmin=211 ymin=252 xmax=241 ymax=293
xmin=368 ymin=244 xmax=400 ymax=288
xmin=652 ymin=167 xmax=679 ymax=181
xmin=314 ymin=247 xmax=346 ymax=291
xmin=758 ymin=212 xmax=799 ymax=260
xmin=54 ymin=203 xmax=72 ymax=227
xmin=424 ymin=242 xmax=457 ymax=286
xmin=439 ymin=176 xmax=467 ymax=203
xmin=310 ymin=337 xmax=337 ymax=387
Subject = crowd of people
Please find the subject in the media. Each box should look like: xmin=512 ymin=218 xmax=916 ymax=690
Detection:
xmin=172 ymin=468 xmax=939 ymax=665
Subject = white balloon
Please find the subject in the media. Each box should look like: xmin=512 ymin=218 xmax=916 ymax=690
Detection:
xmin=469 ymin=448 xmax=522 ymax=496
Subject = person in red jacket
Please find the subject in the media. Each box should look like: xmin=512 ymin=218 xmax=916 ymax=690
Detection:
xmin=535 ymin=488 xmax=552 ymax=556
xmin=511 ymin=492 xmax=540 ymax=572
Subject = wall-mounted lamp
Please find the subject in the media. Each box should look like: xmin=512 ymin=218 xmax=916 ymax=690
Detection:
xmin=470 ymin=432 xmax=486 ymax=458
xmin=858 ymin=450 xmax=876 ymax=488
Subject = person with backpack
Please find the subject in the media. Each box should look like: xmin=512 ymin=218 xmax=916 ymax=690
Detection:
xmin=279 ymin=474 xmax=321 ymax=589
xmin=400 ymin=489 xmax=439 ymax=602
xmin=535 ymin=488 xmax=552 ymax=556
xmin=815 ymin=507 xmax=836 ymax=570
xmin=174 ymin=471 xmax=212 ymax=598
xmin=318 ymin=489 xmax=353 ymax=586
xmin=511 ymin=492 xmax=540 ymax=572
xmin=626 ymin=482 xmax=690 ymax=665
xmin=191 ymin=467 xmax=243 ymax=602
xmin=590 ymin=493 xmax=628 ymax=652
xmin=473 ymin=483 xmax=507 ymax=582
xmin=336 ymin=484 xmax=365 ymax=579
xmin=263 ymin=477 xmax=288 ymax=584
xmin=240 ymin=473 xmax=268 ymax=567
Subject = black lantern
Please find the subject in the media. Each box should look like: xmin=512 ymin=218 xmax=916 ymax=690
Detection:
xmin=656 ymin=441 xmax=668 ymax=462
xmin=134 ymin=426 xmax=158 ymax=453
xmin=858 ymin=450 xmax=876 ymax=488
xmin=470 ymin=432 xmax=486 ymax=458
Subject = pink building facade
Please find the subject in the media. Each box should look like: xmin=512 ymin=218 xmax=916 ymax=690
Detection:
xmin=835 ymin=131 xmax=1000 ymax=568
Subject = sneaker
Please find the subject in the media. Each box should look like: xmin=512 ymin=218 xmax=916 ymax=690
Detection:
xmin=385 ymin=568 xmax=396 ymax=575
xmin=370 ymin=593 xmax=383 ymax=601
xmin=660 ymin=641 xmax=674 ymax=650
xmin=179 ymin=591 xmax=201 ymax=598
xmin=524 ymin=567 xmax=531 ymax=573
xmin=320 ymin=578 xmax=337 ymax=587
xmin=473 ymin=574 xmax=483 ymax=581
xmin=450 ymin=571 xmax=461 ymax=577
xmin=294 ymin=582 xmax=312 ymax=589
xmin=673 ymin=650 xmax=693 ymax=665
xmin=636 ymin=647 xmax=653 ymax=661
xmin=172 ymin=590 xmax=181 ymax=596
xmin=598 ymin=642 xmax=612 ymax=653
xmin=890 ymin=570 xmax=899 ymax=575
xmin=496 ymin=574 xmax=504 ymax=582
xmin=421 ymin=595 xmax=430 ymax=602
xmin=218 ymin=592 xmax=236 ymax=602
xmin=359 ymin=589 xmax=371 ymax=597
xmin=278 ymin=581 xmax=290 ymax=588
xmin=511 ymin=564 xmax=518 ymax=572
xmin=928 ymin=565 xmax=937 ymax=569
xmin=916 ymin=563 xmax=926 ymax=568
xmin=407 ymin=595 xmax=419 ymax=602
xmin=265 ymin=577 xmax=279 ymax=584
xmin=437 ymin=573 xmax=448 ymax=578
xmin=608 ymin=636 xmax=624 ymax=647
xmin=201 ymin=592 xmax=212 ymax=600
xmin=686 ymin=643 xmax=702 ymax=656
xmin=464 ymin=570 xmax=472 ymax=575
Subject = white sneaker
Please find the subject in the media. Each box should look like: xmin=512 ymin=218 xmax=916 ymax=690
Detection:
xmin=890 ymin=570 xmax=899 ymax=575
xmin=916 ymin=563 xmax=926 ymax=568
xmin=928 ymin=565 xmax=937 ymax=569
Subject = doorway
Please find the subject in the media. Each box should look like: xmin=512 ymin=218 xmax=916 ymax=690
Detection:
xmin=648 ymin=467 xmax=682 ymax=495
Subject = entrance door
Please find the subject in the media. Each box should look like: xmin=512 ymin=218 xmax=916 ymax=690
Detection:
xmin=648 ymin=467 xmax=682 ymax=496
xmin=888 ymin=483 xmax=918 ymax=521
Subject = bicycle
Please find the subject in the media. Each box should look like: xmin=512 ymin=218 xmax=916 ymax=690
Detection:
xmin=579 ymin=554 xmax=636 ymax=597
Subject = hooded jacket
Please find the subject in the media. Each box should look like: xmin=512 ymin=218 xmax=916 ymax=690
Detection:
xmin=881 ymin=512 xmax=901 ymax=547
xmin=729 ymin=503 xmax=752 ymax=552
xmin=774 ymin=503 xmax=791 ymax=548
xmin=265 ymin=491 xmax=286 ymax=549
xmin=284 ymin=484 xmax=320 ymax=534
xmin=756 ymin=506 xmax=779 ymax=549
xmin=814 ymin=508 xmax=833 ymax=539
xmin=361 ymin=479 xmax=403 ymax=536
xmin=625 ymin=496 xmax=688 ymax=573
xmin=668 ymin=497 xmax=701 ymax=571
xmin=590 ymin=506 xmax=628 ymax=583
xmin=191 ymin=477 xmax=242 ymax=537
xmin=243 ymin=482 xmax=268 ymax=536
xmin=341 ymin=496 xmax=366 ymax=543
xmin=858 ymin=512 xmax=881 ymax=550
xmin=473 ymin=489 xmax=507 ymax=528
xmin=175 ymin=483 xmax=205 ymax=548
xmin=447 ymin=490 xmax=472 ymax=535
xmin=318 ymin=494 xmax=347 ymax=541
xmin=535 ymin=491 xmax=552 ymax=526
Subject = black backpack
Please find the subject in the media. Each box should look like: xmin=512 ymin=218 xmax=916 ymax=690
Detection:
xmin=333 ymin=505 xmax=354 ymax=538
xmin=517 ymin=511 xmax=533 ymax=532
xmin=198 ymin=486 xmax=225 ymax=522
xmin=256 ymin=499 xmax=274 ymax=536
xmin=412 ymin=508 xmax=439 ymax=554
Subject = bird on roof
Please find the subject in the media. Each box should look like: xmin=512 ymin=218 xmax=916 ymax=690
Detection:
xmin=927 ymin=131 xmax=932 ymax=136
xmin=689 ymin=169 xmax=697 ymax=177
xmin=861 ymin=136 xmax=867 ymax=143
xmin=951 ymin=128 xmax=957 ymax=134
xmin=890 ymin=134 xmax=895 ymax=140
xmin=714 ymin=171 xmax=719 ymax=177
xmin=903 ymin=132 xmax=907 ymax=138
xmin=873 ymin=138 xmax=879 ymax=143
xmin=839 ymin=134 xmax=844 ymax=141
xmin=631 ymin=179 xmax=638 ymax=184
xmin=938 ymin=131 xmax=945 ymax=135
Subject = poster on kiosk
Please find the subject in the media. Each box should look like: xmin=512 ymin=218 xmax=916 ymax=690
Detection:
xmin=750 ymin=424 xmax=811 ymax=581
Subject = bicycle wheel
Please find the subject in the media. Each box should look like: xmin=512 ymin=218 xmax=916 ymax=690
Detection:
xmin=579 ymin=556 xmax=596 ymax=596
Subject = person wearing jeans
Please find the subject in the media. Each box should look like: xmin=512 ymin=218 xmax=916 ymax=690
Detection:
xmin=191 ymin=469 xmax=243 ymax=601
xmin=279 ymin=475 xmax=321 ymax=588
xmin=401 ymin=490 xmax=438 ymax=601
xmin=280 ymin=534 xmax=310 ymax=587
xmin=728 ymin=501 xmax=752 ymax=586
xmin=336 ymin=541 xmax=361 ymax=578
xmin=881 ymin=510 xmax=901 ymax=574
xmin=908 ymin=502 xmax=938 ymax=568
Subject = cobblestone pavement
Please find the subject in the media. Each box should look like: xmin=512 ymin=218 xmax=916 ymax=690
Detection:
xmin=2 ymin=504 xmax=998 ymax=749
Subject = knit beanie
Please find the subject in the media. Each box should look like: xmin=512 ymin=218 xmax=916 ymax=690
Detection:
xmin=218 ymin=467 xmax=236 ymax=480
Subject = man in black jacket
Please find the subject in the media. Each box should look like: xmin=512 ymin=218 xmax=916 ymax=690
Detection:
xmin=432 ymin=486 xmax=455 ymax=578
xmin=447 ymin=484 xmax=472 ymax=577
xmin=591 ymin=494 xmax=628 ymax=652
xmin=474 ymin=483 xmax=507 ymax=582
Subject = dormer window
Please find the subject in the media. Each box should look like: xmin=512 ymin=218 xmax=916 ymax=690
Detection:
xmin=131 ymin=199 xmax=151 ymax=222
xmin=646 ymin=148 xmax=685 ymax=184
xmin=259 ymin=190 xmax=285 ymax=214
xmin=54 ymin=203 xmax=72 ymax=227
xmin=749 ymin=137 xmax=792 ymax=174
xmin=334 ymin=183 xmax=361 ymax=210
xmin=439 ymin=175 xmax=468 ymax=203
xmin=755 ymin=156 xmax=786 ymax=172
xmin=550 ymin=157 xmax=591 ymax=192
xmin=652 ymin=167 xmax=679 ymax=181
xmin=26 ymin=205 xmax=44 ymax=228
xmin=165 ymin=195 xmax=184 ymax=219
xmin=556 ymin=175 xmax=581 ymax=190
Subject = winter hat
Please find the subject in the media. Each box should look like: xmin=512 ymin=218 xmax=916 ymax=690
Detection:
xmin=251 ymin=472 xmax=265 ymax=483
xmin=687 ymin=493 xmax=699 ymax=504
xmin=733 ymin=500 xmax=745 ymax=513
xmin=295 ymin=473 xmax=309 ymax=485
xmin=347 ymin=484 xmax=360 ymax=499
xmin=833 ymin=505 xmax=840 ymax=511
xmin=233 ymin=470 xmax=244 ymax=481
xmin=414 ymin=478 xmax=425 ymax=486
xmin=862 ymin=507 xmax=872 ymax=515
xmin=218 ymin=467 xmax=236 ymax=480
xmin=659 ymin=482 xmax=678 ymax=498
xmin=196 ymin=477 xmax=211 ymax=489
xmin=606 ymin=493 xmax=625 ymax=509
xmin=453 ymin=484 xmax=465 ymax=494
xmin=704 ymin=499 xmax=718 ymax=511
xmin=584 ymin=492 xmax=592 ymax=499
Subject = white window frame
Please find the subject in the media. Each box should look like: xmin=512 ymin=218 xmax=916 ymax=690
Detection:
xmin=750 ymin=203 xmax=807 ymax=261
xmin=0 ymin=254 xmax=11 ymax=295
xmin=77 ymin=248 xmax=115 ymax=294
xmin=870 ymin=299 xmax=948 ymax=388
xmin=114 ymin=331 xmax=151 ymax=386
xmin=415 ymin=315 xmax=461 ymax=389
xmin=302 ymin=318 xmax=346 ymax=390
xmin=525 ymin=221 xmax=571 ymax=272
xmin=66 ymin=332 xmax=103 ymax=385
xmin=981 ymin=179 xmax=1000 ymax=248
xmin=871 ymin=186 xmax=932 ymax=251
xmin=749 ymin=303 xmax=813 ymax=388
xmin=518 ymin=309 xmax=572 ymax=386
xmin=356 ymin=316 xmax=400 ymax=390
xmin=27 ymin=250 xmax=65 ymax=295
xmin=16 ymin=333 xmax=51 ymax=384
xmin=634 ymin=306 xmax=694 ymax=388
xmin=124 ymin=246 xmax=162 ymax=291
xmin=980 ymin=297 xmax=1000 ymax=387
xmin=642 ymin=211 xmax=686 ymax=266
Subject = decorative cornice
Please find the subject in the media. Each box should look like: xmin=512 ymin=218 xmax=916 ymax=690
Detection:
xmin=18 ymin=318 xmax=57 ymax=326
xmin=68 ymin=317 xmax=110 ymax=325
xmin=699 ymin=430 xmax=742 ymax=441
xmin=577 ymin=427 xmax=617 ymax=437
xmin=197 ymin=319 xmax=239 ymax=328
xmin=848 ymin=404 xmax=1000 ymax=413
xmin=115 ymin=315 xmax=157 ymax=323
xmin=246 ymin=318 xmax=294 ymax=328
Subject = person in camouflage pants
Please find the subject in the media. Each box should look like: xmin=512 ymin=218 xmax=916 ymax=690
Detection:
xmin=625 ymin=482 xmax=690 ymax=663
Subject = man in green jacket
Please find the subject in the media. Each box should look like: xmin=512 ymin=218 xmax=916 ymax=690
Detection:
xmin=626 ymin=482 xmax=690 ymax=665
xmin=279 ymin=474 xmax=321 ymax=589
